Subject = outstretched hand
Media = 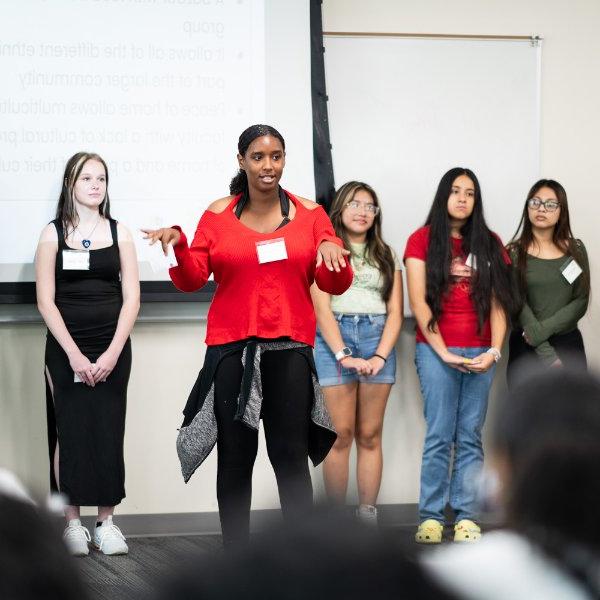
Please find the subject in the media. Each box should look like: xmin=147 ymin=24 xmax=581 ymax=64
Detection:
xmin=316 ymin=241 xmax=350 ymax=272
xmin=141 ymin=227 xmax=181 ymax=255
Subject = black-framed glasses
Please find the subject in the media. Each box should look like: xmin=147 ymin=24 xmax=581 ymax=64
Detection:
xmin=527 ymin=198 xmax=560 ymax=212
xmin=345 ymin=200 xmax=380 ymax=215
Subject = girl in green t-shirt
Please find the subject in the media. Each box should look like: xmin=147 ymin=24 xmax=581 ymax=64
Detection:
xmin=507 ymin=179 xmax=590 ymax=387
xmin=311 ymin=181 xmax=403 ymax=526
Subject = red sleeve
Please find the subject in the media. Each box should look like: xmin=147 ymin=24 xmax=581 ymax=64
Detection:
xmin=492 ymin=232 xmax=511 ymax=265
xmin=403 ymin=226 xmax=430 ymax=262
xmin=312 ymin=205 xmax=353 ymax=294
xmin=169 ymin=213 xmax=212 ymax=292
xmin=312 ymin=204 xmax=342 ymax=247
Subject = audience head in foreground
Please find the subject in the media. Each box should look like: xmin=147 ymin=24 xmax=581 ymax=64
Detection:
xmin=0 ymin=493 xmax=89 ymax=600
xmin=159 ymin=513 xmax=458 ymax=600
xmin=425 ymin=369 xmax=600 ymax=600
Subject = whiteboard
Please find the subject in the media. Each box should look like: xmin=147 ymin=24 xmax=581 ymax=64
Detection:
xmin=0 ymin=0 xmax=313 ymax=285
xmin=324 ymin=35 xmax=541 ymax=270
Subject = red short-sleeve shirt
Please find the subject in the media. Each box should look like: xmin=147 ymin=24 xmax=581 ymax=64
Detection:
xmin=403 ymin=225 xmax=510 ymax=347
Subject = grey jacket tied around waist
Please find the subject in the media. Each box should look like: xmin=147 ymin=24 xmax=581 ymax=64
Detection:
xmin=176 ymin=339 xmax=337 ymax=483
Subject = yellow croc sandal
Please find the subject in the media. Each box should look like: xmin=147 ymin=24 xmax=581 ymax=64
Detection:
xmin=415 ymin=519 xmax=444 ymax=544
xmin=454 ymin=519 xmax=481 ymax=543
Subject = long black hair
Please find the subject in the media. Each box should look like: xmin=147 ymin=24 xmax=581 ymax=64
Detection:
xmin=424 ymin=167 xmax=515 ymax=332
xmin=508 ymin=179 xmax=590 ymax=300
xmin=329 ymin=181 xmax=395 ymax=302
xmin=493 ymin=370 xmax=600 ymax=594
xmin=56 ymin=152 xmax=111 ymax=236
xmin=229 ymin=124 xmax=286 ymax=195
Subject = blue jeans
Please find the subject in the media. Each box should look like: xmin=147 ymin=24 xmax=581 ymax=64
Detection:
xmin=414 ymin=343 xmax=496 ymax=522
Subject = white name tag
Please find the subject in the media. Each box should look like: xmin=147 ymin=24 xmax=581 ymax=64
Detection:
xmin=63 ymin=250 xmax=90 ymax=270
xmin=256 ymin=237 xmax=288 ymax=264
xmin=149 ymin=244 xmax=178 ymax=273
xmin=465 ymin=253 xmax=477 ymax=269
xmin=74 ymin=365 xmax=94 ymax=383
xmin=561 ymin=259 xmax=583 ymax=284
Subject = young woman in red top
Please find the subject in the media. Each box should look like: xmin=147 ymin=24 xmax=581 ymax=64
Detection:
xmin=143 ymin=125 xmax=352 ymax=546
xmin=404 ymin=168 xmax=514 ymax=545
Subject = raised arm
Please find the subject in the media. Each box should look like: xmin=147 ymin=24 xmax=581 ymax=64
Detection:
xmin=143 ymin=214 xmax=212 ymax=293
xmin=35 ymin=224 xmax=96 ymax=386
xmin=91 ymin=223 xmax=140 ymax=383
xmin=312 ymin=206 xmax=353 ymax=295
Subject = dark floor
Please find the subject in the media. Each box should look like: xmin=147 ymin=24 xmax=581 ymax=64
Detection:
xmin=76 ymin=534 xmax=223 ymax=600
xmin=76 ymin=524 xmax=443 ymax=599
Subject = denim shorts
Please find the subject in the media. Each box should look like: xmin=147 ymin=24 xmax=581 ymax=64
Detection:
xmin=314 ymin=313 xmax=397 ymax=387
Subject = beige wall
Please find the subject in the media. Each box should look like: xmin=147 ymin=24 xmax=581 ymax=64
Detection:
xmin=2 ymin=0 xmax=599 ymax=515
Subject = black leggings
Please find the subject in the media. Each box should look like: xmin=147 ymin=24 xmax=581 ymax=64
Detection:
xmin=507 ymin=328 xmax=587 ymax=389
xmin=214 ymin=348 xmax=313 ymax=546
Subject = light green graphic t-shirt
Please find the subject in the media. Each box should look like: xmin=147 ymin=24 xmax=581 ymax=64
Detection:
xmin=330 ymin=242 xmax=401 ymax=315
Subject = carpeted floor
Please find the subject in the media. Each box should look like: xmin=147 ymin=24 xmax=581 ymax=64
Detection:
xmin=74 ymin=523 xmax=451 ymax=599
xmin=76 ymin=534 xmax=223 ymax=600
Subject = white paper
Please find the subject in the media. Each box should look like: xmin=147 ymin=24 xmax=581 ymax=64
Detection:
xmin=256 ymin=238 xmax=288 ymax=264
xmin=465 ymin=253 xmax=477 ymax=270
xmin=562 ymin=259 xmax=583 ymax=284
xmin=149 ymin=244 xmax=178 ymax=273
xmin=62 ymin=250 xmax=90 ymax=271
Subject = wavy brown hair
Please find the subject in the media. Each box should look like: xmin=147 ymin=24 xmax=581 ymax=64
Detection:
xmin=329 ymin=181 xmax=395 ymax=303
xmin=56 ymin=152 xmax=111 ymax=236
xmin=507 ymin=179 xmax=590 ymax=301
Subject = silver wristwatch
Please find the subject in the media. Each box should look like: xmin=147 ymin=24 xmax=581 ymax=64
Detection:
xmin=334 ymin=347 xmax=352 ymax=362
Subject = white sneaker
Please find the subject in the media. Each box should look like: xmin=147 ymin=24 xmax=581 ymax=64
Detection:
xmin=93 ymin=516 xmax=129 ymax=555
xmin=356 ymin=504 xmax=378 ymax=527
xmin=63 ymin=519 xmax=91 ymax=556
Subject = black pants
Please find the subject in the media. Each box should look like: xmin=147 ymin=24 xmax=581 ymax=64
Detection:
xmin=507 ymin=328 xmax=587 ymax=389
xmin=214 ymin=348 xmax=314 ymax=546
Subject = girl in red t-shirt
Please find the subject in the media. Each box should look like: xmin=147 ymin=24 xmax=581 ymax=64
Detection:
xmin=404 ymin=167 xmax=514 ymax=544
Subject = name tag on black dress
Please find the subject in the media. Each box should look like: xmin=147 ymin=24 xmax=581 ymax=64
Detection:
xmin=63 ymin=250 xmax=90 ymax=270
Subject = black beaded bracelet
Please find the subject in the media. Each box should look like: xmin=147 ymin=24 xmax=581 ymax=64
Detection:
xmin=374 ymin=353 xmax=387 ymax=363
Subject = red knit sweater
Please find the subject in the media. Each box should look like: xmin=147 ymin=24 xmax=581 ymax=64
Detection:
xmin=169 ymin=191 xmax=353 ymax=346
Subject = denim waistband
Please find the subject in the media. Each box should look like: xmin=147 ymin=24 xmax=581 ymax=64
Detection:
xmin=333 ymin=312 xmax=386 ymax=323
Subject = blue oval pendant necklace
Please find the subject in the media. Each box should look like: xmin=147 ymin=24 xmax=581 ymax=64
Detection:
xmin=76 ymin=215 xmax=101 ymax=249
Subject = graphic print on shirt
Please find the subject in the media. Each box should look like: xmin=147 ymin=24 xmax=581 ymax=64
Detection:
xmin=449 ymin=253 xmax=473 ymax=294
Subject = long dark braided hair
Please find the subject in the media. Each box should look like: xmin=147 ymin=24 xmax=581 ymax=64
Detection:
xmin=229 ymin=125 xmax=286 ymax=195
xmin=424 ymin=167 xmax=515 ymax=332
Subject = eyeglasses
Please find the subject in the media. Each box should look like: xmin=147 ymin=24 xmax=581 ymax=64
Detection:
xmin=345 ymin=200 xmax=380 ymax=215
xmin=527 ymin=198 xmax=560 ymax=212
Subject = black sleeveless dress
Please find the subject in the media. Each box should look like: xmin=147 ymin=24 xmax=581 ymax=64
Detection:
xmin=45 ymin=218 xmax=131 ymax=507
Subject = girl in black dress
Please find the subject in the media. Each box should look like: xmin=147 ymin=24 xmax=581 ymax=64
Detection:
xmin=36 ymin=152 xmax=139 ymax=556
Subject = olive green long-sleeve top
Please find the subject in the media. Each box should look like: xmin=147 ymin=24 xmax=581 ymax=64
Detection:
xmin=512 ymin=241 xmax=589 ymax=365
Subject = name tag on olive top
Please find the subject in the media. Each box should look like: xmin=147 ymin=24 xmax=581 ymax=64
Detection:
xmin=256 ymin=237 xmax=288 ymax=264
xmin=62 ymin=250 xmax=90 ymax=270
xmin=561 ymin=258 xmax=583 ymax=284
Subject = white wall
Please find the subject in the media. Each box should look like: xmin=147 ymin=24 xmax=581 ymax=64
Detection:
xmin=2 ymin=0 xmax=599 ymax=516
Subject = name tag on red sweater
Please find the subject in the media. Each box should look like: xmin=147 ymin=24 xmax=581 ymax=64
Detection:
xmin=256 ymin=238 xmax=288 ymax=264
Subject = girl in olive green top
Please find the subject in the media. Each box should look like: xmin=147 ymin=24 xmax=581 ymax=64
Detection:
xmin=507 ymin=179 xmax=590 ymax=387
